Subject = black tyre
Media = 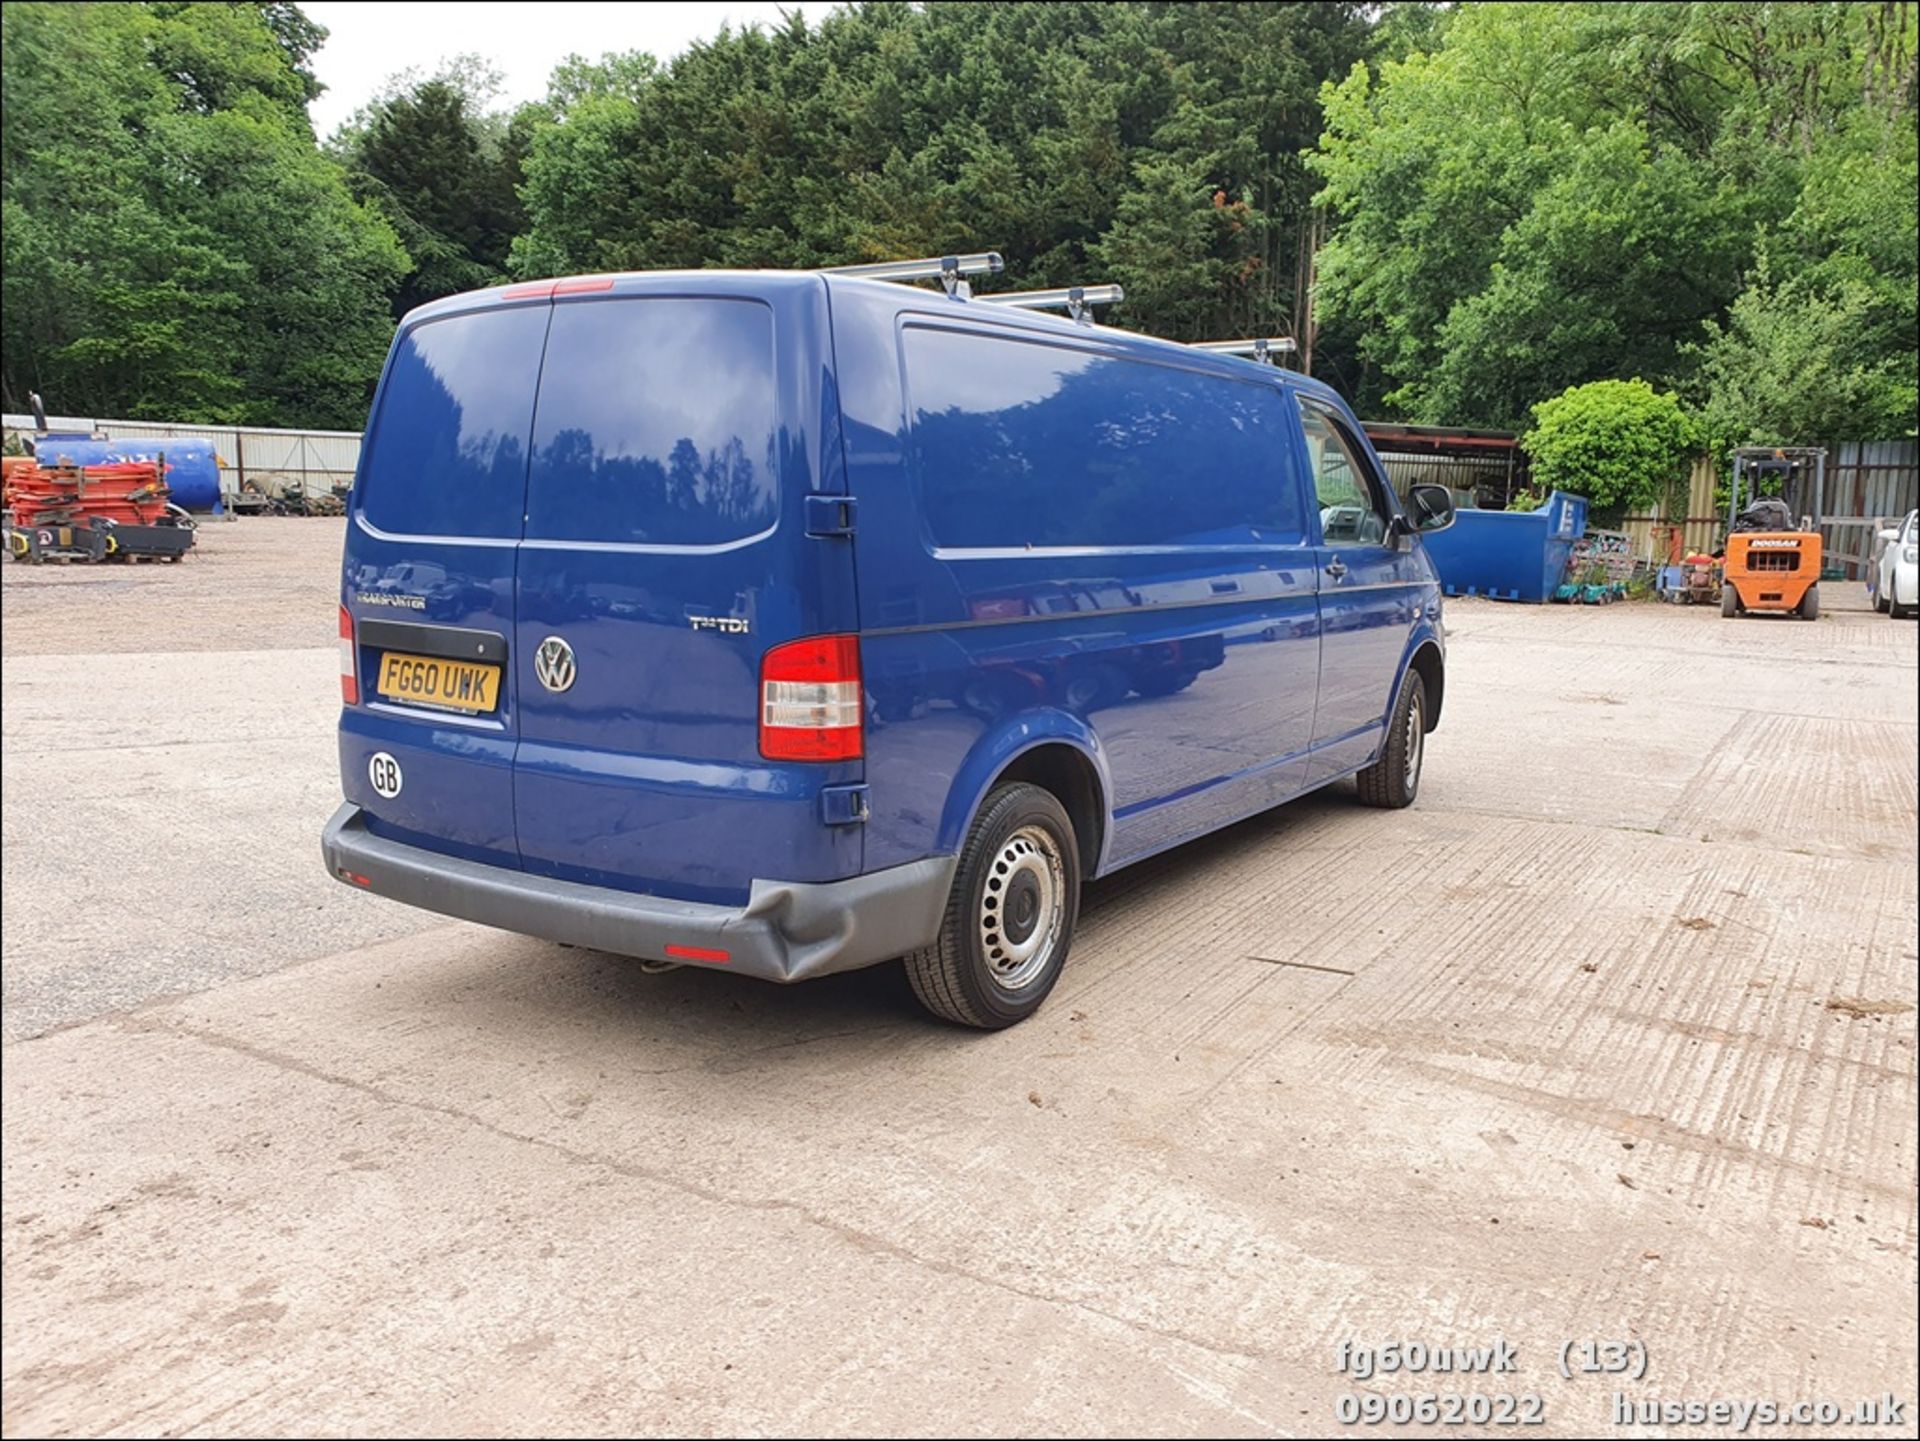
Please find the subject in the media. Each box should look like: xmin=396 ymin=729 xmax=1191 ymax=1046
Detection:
xmin=904 ymin=782 xmax=1080 ymax=1029
xmin=1356 ymin=671 xmax=1426 ymax=809
xmin=1720 ymin=584 xmax=1739 ymax=618
xmin=1057 ymin=663 xmax=1129 ymax=713
xmin=1892 ymin=589 xmax=1913 ymax=620
xmin=1798 ymin=584 xmax=1820 ymax=621
xmin=1874 ymin=586 xmax=1890 ymax=614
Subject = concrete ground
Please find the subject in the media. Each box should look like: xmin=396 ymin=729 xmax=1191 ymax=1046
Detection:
xmin=3 ymin=520 xmax=1915 ymax=1437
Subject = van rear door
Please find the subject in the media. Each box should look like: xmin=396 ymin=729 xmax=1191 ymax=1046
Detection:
xmin=511 ymin=277 xmax=862 ymax=906
xmin=339 ymin=300 xmax=549 ymax=869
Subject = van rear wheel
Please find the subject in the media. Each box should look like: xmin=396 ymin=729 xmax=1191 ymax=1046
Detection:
xmin=1355 ymin=671 xmax=1425 ymax=810
xmin=904 ymin=783 xmax=1080 ymax=1029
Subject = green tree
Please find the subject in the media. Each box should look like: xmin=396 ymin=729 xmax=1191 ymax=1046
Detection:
xmin=1308 ymin=1 xmax=1918 ymax=431
xmin=1692 ymin=109 xmax=1919 ymax=444
xmin=510 ymin=3 xmax=1372 ymax=351
xmin=346 ymin=81 xmax=517 ymax=314
xmin=1091 ymin=159 xmax=1227 ymax=339
xmin=1690 ymin=265 xmax=1916 ymax=448
xmin=1 ymin=2 xmax=403 ymax=426
xmin=333 ymin=58 xmax=526 ymax=318
xmin=2 ymin=3 xmax=236 ymax=417
xmin=1522 ymin=379 xmax=1697 ymax=512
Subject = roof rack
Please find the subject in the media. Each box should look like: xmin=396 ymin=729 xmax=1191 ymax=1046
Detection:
xmin=1190 ymin=337 xmax=1298 ymax=366
xmin=977 ymin=284 xmax=1125 ymax=326
xmin=823 ymin=252 xmax=1004 ymax=298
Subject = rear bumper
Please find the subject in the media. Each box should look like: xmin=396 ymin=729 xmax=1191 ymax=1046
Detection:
xmin=321 ymin=804 xmax=956 ymax=984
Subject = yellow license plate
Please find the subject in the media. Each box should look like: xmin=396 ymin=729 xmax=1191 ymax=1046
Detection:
xmin=375 ymin=652 xmax=500 ymax=713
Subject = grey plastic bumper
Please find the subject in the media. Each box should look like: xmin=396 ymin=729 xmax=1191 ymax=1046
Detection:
xmin=321 ymin=804 xmax=956 ymax=984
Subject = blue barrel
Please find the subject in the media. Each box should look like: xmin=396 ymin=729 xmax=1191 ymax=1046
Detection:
xmin=30 ymin=433 xmax=224 ymax=514
xmin=1420 ymin=490 xmax=1589 ymax=603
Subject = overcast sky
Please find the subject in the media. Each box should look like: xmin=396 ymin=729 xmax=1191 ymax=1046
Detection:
xmin=304 ymin=1 xmax=814 ymax=138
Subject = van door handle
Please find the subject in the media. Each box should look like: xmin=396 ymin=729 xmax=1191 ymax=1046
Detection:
xmin=1326 ymin=558 xmax=1349 ymax=581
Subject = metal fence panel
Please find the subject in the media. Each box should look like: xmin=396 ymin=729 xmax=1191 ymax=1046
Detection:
xmin=1620 ymin=440 xmax=1917 ymax=577
xmin=4 ymin=412 xmax=364 ymax=499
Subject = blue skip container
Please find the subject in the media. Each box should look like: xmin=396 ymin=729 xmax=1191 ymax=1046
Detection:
xmin=1419 ymin=491 xmax=1588 ymax=603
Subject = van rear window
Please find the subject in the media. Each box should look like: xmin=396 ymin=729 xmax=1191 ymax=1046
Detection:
xmin=905 ymin=328 xmax=1303 ymax=550
xmin=527 ymin=298 xmax=778 ymax=546
xmin=359 ymin=307 xmax=550 ymax=539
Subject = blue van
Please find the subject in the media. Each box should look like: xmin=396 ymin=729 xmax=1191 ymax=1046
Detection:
xmin=322 ymin=261 xmax=1455 ymax=1028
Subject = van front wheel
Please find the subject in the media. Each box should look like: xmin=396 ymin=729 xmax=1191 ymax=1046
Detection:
xmin=904 ymin=783 xmax=1080 ymax=1029
xmin=1356 ymin=671 xmax=1426 ymax=809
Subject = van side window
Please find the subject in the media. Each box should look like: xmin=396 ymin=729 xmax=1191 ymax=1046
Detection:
xmin=1298 ymin=401 xmax=1389 ymax=547
xmin=905 ymin=328 xmax=1303 ymax=549
xmin=528 ymin=298 xmax=778 ymax=546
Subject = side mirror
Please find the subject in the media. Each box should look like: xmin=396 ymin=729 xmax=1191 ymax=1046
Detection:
xmin=1408 ymin=483 xmax=1456 ymax=533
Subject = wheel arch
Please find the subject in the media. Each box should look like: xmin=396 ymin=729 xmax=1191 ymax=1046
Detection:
xmin=937 ymin=711 xmax=1112 ymax=877
xmin=1405 ymin=638 xmax=1445 ymax=732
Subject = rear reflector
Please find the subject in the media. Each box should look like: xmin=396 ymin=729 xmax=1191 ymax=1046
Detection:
xmin=338 ymin=605 xmax=358 ymax=704
xmin=664 ymin=944 xmax=730 ymax=964
xmin=760 ymin=634 xmax=863 ymax=761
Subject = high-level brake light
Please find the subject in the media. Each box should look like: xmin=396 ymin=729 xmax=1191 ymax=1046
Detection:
xmin=501 ymin=276 xmax=617 ymax=300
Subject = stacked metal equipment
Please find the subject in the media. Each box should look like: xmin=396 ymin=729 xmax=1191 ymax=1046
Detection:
xmin=4 ymin=457 xmax=196 ymax=563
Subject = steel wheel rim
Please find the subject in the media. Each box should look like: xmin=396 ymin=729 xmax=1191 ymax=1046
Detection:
xmin=1404 ymin=692 xmax=1424 ymax=790
xmin=978 ymin=824 xmax=1065 ymax=991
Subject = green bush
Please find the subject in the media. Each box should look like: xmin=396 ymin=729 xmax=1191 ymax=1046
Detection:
xmin=1522 ymin=379 xmax=1697 ymax=512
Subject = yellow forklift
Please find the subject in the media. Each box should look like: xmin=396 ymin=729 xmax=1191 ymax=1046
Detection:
xmin=1720 ymin=446 xmax=1824 ymax=621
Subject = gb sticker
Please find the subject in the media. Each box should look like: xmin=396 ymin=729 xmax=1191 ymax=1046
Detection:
xmin=368 ymin=751 xmax=403 ymax=799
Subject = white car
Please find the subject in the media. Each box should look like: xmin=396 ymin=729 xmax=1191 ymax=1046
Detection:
xmin=1869 ymin=510 xmax=1918 ymax=619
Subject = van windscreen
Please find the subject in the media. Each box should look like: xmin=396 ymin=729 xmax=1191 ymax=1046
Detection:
xmin=527 ymin=298 xmax=779 ymax=546
xmin=359 ymin=306 xmax=551 ymax=539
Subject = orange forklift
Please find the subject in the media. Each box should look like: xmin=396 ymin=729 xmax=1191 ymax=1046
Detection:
xmin=1720 ymin=446 xmax=1824 ymax=621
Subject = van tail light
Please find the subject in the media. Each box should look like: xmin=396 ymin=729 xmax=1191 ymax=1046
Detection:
xmin=760 ymin=634 xmax=862 ymax=761
xmin=339 ymin=605 xmax=359 ymax=704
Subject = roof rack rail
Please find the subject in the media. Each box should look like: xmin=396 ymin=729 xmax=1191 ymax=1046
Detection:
xmin=823 ymin=252 xmax=1004 ymax=298
xmin=977 ymin=283 xmax=1124 ymax=326
xmin=1190 ymin=337 xmax=1298 ymax=366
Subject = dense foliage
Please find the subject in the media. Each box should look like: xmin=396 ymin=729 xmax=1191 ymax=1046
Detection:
xmin=329 ymin=57 xmax=529 ymax=320
xmin=1310 ymin=1 xmax=1919 ymax=433
xmin=1523 ymin=380 xmax=1698 ymax=511
xmin=505 ymin=2 xmax=1373 ymax=356
xmin=1 ymin=1 xmax=404 ymax=426
xmin=2 ymin=1 xmax=1914 ymax=447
